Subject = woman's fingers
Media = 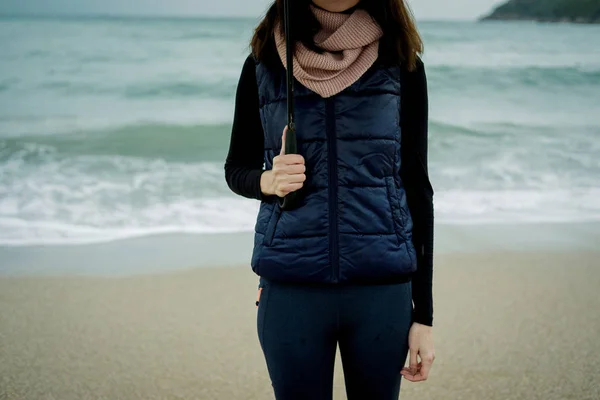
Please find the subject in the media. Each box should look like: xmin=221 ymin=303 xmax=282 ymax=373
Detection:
xmin=400 ymin=360 xmax=420 ymax=380
xmin=276 ymin=182 xmax=304 ymax=197
xmin=273 ymin=174 xmax=305 ymax=196
xmin=400 ymin=351 xmax=421 ymax=382
xmin=420 ymin=351 xmax=435 ymax=380
xmin=272 ymin=154 xmax=306 ymax=195
xmin=280 ymin=125 xmax=287 ymax=156
xmin=400 ymin=368 xmax=418 ymax=381
xmin=280 ymin=154 xmax=305 ymax=165
xmin=282 ymin=162 xmax=306 ymax=175
xmin=403 ymin=372 xmax=425 ymax=382
xmin=273 ymin=125 xmax=305 ymax=196
xmin=401 ymin=352 xmax=435 ymax=382
xmin=273 ymin=155 xmax=305 ymax=171
xmin=409 ymin=348 xmax=419 ymax=375
xmin=276 ymin=178 xmax=304 ymax=197
xmin=419 ymin=359 xmax=432 ymax=381
xmin=273 ymin=162 xmax=305 ymax=183
xmin=401 ymin=362 xmax=424 ymax=382
xmin=283 ymin=182 xmax=304 ymax=192
xmin=287 ymin=174 xmax=307 ymax=184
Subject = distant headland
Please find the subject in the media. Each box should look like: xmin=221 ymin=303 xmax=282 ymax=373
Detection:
xmin=480 ymin=0 xmax=600 ymax=24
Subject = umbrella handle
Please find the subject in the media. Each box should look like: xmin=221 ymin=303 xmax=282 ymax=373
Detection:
xmin=278 ymin=123 xmax=302 ymax=210
xmin=279 ymin=190 xmax=301 ymax=210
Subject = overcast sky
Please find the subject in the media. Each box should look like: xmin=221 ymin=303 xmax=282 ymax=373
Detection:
xmin=0 ymin=0 xmax=504 ymax=20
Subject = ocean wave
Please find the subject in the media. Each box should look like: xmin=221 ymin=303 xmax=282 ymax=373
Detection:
xmin=428 ymin=65 xmax=600 ymax=89
xmin=30 ymin=65 xmax=600 ymax=100
xmin=123 ymin=80 xmax=237 ymax=99
xmin=0 ymin=211 xmax=256 ymax=246
xmin=0 ymin=153 xmax=255 ymax=246
xmin=1 ymin=187 xmax=600 ymax=246
xmin=0 ymin=123 xmax=232 ymax=161
xmin=429 ymin=121 xmax=491 ymax=138
xmin=34 ymin=79 xmax=237 ymax=100
xmin=1 ymin=123 xmax=599 ymax=246
xmin=0 ymin=120 xmax=534 ymax=164
xmin=435 ymin=188 xmax=600 ymax=224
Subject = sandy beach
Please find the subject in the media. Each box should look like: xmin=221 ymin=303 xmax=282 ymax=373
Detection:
xmin=2 ymin=250 xmax=599 ymax=400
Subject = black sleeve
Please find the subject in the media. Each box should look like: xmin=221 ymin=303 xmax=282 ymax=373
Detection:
xmin=400 ymin=59 xmax=435 ymax=327
xmin=224 ymin=55 xmax=277 ymax=203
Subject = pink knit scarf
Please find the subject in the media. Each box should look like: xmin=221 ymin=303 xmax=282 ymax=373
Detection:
xmin=274 ymin=4 xmax=383 ymax=98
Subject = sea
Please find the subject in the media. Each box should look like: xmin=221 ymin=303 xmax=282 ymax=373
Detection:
xmin=1 ymin=16 xmax=599 ymax=247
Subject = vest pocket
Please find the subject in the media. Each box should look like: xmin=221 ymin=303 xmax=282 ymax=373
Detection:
xmin=385 ymin=176 xmax=406 ymax=245
xmin=263 ymin=203 xmax=282 ymax=247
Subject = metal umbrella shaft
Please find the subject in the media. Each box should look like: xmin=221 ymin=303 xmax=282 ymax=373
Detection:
xmin=279 ymin=0 xmax=301 ymax=210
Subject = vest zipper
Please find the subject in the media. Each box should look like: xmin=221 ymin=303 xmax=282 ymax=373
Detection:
xmin=325 ymin=98 xmax=339 ymax=283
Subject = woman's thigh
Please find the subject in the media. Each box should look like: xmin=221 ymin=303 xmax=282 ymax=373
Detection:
xmin=338 ymin=282 xmax=413 ymax=400
xmin=257 ymin=280 xmax=338 ymax=400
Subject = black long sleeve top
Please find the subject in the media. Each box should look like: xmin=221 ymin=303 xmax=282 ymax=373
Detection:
xmin=224 ymin=55 xmax=434 ymax=326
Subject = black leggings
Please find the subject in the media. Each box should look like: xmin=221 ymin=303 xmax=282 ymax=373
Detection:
xmin=256 ymin=278 xmax=413 ymax=400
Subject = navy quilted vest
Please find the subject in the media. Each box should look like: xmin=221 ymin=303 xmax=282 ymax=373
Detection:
xmin=251 ymin=59 xmax=417 ymax=284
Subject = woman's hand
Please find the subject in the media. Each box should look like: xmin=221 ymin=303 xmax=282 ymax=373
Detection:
xmin=261 ymin=126 xmax=306 ymax=198
xmin=400 ymin=322 xmax=435 ymax=382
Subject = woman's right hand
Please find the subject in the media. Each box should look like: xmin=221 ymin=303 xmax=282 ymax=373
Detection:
xmin=261 ymin=126 xmax=306 ymax=198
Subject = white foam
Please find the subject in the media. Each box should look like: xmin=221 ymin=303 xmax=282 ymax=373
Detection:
xmin=436 ymin=188 xmax=600 ymax=225
xmin=2 ymin=185 xmax=600 ymax=246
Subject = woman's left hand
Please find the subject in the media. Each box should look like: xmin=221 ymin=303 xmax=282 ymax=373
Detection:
xmin=400 ymin=322 xmax=435 ymax=382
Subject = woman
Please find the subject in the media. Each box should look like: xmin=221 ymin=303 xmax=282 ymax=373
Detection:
xmin=224 ymin=0 xmax=435 ymax=398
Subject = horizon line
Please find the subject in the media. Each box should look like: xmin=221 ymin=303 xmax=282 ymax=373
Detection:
xmin=0 ymin=12 xmax=479 ymax=23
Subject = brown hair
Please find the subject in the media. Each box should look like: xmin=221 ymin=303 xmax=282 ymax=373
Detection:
xmin=250 ymin=0 xmax=424 ymax=71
